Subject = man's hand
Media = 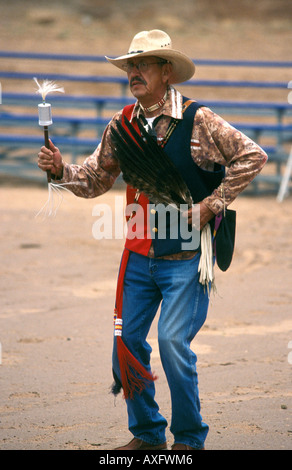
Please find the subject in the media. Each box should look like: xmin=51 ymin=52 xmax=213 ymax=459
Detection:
xmin=38 ymin=139 xmax=63 ymax=178
xmin=183 ymin=201 xmax=215 ymax=230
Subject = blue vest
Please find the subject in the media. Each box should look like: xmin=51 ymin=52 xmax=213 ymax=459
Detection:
xmin=151 ymin=99 xmax=225 ymax=257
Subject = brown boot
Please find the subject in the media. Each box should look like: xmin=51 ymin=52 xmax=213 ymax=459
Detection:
xmin=171 ymin=443 xmax=205 ymax=450
xmin=115 ymin=437 xmax=167 ymax=450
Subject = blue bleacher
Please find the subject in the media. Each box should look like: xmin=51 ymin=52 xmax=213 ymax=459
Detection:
xmin=0 ymin=52 xmax=291 ymax=195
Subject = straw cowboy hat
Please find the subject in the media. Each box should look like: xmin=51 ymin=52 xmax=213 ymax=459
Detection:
xmin=105 ymin=29 xmax=195 ymax=84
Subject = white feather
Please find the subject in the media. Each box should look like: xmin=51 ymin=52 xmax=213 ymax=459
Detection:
xmin=34 ymin=77 xmax=65 ymax=101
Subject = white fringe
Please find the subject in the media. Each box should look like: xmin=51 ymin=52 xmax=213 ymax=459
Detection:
xmin=35 ymin=181 xmax=82 ymax=219
xmin=198 ymin=223 xmax=215 ymax=296
xmin=34 ymin=77 xmax=64 ymax=102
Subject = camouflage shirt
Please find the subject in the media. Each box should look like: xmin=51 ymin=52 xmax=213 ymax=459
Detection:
xmin=60 ymin=86 xmax=267 ymax=257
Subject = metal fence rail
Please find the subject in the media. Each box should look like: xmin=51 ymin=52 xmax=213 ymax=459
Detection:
xmin=0 ymin=51 xmax=291 ymax=197
xmin=1 ymin=51 xmax=291 ymax=68
xmin=0 ymin=71 xmax=288 ymax=91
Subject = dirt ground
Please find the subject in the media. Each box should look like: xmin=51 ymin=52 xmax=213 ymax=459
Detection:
xmin=0 ymin=184 xmax=292 ymax=450
xmin=0 ymin=0 xmax=292 ymax=451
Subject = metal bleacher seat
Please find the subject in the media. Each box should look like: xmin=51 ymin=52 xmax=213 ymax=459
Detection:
xmin=0 ymin=52 xmax=291 ymax=197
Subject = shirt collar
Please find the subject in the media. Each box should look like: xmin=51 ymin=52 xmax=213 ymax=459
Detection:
xmin=130 ymin=86 xmax=183 ymax=122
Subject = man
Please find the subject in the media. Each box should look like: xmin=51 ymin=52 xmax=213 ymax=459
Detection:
xmin=38 ymin=30 xmax=267 ymax=450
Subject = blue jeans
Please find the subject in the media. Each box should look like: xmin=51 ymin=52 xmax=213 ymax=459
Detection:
xmin=112 ymin=251 xmax=209 ymax=449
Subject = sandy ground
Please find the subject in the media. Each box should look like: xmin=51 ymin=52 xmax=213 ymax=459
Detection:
xmin=0 ymin=181 xmax=291 ymax=450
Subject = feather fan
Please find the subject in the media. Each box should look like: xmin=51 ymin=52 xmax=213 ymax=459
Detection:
xmin=111 ymin=116 xmax=193 ymax=210
xmin=112 ymin=117 xmax=216 ymax=293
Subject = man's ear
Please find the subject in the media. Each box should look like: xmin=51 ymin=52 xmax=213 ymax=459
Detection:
xmin=162 ymin=62 xmax=172 ymax=84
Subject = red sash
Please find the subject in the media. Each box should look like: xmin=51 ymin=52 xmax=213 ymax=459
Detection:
xmin=113 ymin=105 xmax=156 ymax=400
xmin=122 ymin=105 xmax=152 ymax=256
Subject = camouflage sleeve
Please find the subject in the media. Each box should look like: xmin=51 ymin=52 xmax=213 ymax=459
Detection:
xmin=192 ymin=107 xmax=268 ymax=214
xmin=60 ymin=112 xmax=122 ymax=199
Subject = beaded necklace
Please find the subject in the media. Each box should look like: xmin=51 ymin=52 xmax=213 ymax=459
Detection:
xmin=139 ymin=90 xmax=168 ymax=114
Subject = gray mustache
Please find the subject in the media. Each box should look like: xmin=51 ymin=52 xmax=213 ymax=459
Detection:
xmin=130 ymin=77 xmax=147 ymax=86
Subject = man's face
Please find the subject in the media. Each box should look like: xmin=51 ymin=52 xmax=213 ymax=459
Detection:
xmin=125 ymin=56 xmax=172 ymax=105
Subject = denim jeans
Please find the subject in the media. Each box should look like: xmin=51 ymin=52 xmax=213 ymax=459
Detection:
xmin=112 ymin=250 xmax=210 ymax=449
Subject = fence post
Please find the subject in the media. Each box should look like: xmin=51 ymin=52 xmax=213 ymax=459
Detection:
xmin=277 ymin=146 xmax=292 ymax=202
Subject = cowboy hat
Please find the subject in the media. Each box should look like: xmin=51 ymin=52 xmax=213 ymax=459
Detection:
xmin=105 ymin=29 xmax=195 ymax=84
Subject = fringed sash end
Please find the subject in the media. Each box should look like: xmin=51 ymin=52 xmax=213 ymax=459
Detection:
xmin=198 ymin=223 xmax=216 ymax=297
xmin=117 ymin=335 xmax=157 ymax=400
xmin=113 ymin=249 xmax=157 ymax=400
